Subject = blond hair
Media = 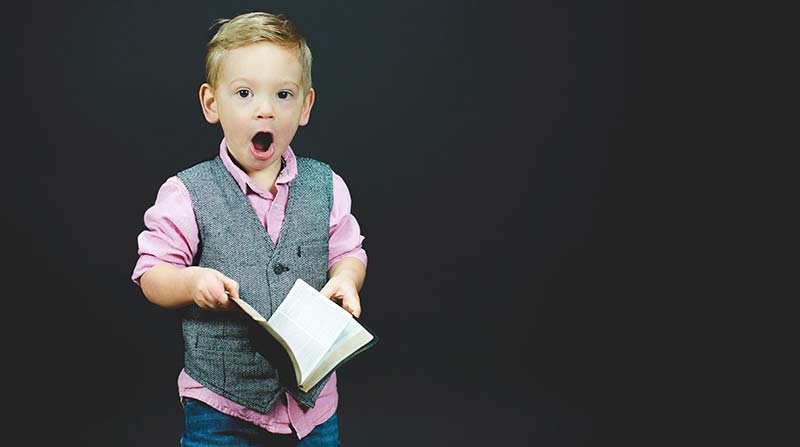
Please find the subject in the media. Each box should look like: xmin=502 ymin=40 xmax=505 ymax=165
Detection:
xmin=204 ymin=12 xmax=312 ymax=92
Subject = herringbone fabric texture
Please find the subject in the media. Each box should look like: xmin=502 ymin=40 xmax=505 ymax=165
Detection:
xmin=177 ymin=155 xmax=332 ymax=412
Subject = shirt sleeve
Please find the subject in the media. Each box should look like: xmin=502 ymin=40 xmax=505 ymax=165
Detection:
xmin=131 ymin=176 xmax=200 ymax=285
xmin=328 ymin=171 xmax=368 ymax=270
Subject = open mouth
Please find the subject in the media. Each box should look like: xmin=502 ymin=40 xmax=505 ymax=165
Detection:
xmin=252 ymin=132 xmax=273 ymax=152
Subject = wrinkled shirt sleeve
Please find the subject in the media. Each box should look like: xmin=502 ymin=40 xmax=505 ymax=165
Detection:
xmin=327 ymin=171 xmax=367 ymax=270
xmin=132 ymin=176 xmax=199 ymax=285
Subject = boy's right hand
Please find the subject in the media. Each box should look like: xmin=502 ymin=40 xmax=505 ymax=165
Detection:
xmin=185 ymin=266 xmax=239 ymax=311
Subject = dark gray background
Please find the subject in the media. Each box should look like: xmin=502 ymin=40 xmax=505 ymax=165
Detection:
xmin=3 ymin=0 xmax=645 ymax=445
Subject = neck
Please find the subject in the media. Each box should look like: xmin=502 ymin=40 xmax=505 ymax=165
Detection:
xmin=247 ymin=156 xmax=285 ymax=195
xmin=226 ymin=148 xmax=284 ymax=195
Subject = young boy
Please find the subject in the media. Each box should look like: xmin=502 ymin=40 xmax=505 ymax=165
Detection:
xmin=132 ymin=12 xmax=367 ymax=446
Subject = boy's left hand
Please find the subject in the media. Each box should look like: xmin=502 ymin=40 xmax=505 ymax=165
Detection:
xmin=320 ymin=276 xmax=361 ymax=318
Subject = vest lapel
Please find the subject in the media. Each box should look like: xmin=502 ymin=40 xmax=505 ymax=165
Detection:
xmin=210 ymin=157 xmax=277 ymax=258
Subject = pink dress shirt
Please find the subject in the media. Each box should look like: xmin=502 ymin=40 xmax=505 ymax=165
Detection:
xmin=132 ymin=139 xmax=367 ymax=439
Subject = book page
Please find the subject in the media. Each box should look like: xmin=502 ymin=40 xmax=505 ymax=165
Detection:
xmin=228 ymin=295 xmax=266 ymax=322
xmin=328 ymin=318 xmax=372 ymax=359
xmin=267 ymin=279 xmax=352 ymax=384
xmin=301 ymin=318 xmax=374 ymax=391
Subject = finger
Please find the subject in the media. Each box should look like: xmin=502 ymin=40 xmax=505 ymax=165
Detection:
xmin=211 ymin=273 xmax=238 ymax=309
xmin=198 ymin=290 xmax=217 ymax=310
xmin=218 ymin=274 xmax=240 ymax=298
xmin=224 ymin=277 xmax=239 ymax=298
xmin=205 ymin=281 xmax=229 ymax=309
xmin=341 ymin=296 xmax=362 ymax=318
xmin=319 ymin=282 xmax=336 ymax=299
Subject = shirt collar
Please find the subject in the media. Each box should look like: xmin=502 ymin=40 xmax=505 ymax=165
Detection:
xmin=218 ymin=137 xmax=299 ymax=197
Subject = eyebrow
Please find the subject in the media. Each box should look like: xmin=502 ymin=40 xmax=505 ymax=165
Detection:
xmin=227 ymin=77 xmax=300 ymax=89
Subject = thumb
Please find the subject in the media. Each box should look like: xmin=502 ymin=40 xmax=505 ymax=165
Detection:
xmin=319 ymin=281 xmax=336 ymax=299
xmin=341 ymin=295 xmax=362 ymax=318
xmin=216 ymin=273 xmax=239 ymax=299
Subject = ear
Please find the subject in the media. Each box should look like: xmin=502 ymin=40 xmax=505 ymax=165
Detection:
xmin=298 ymin=88 xmax=315 ymax=126
xmin=199 ymin=83 xmax=219 ymax=124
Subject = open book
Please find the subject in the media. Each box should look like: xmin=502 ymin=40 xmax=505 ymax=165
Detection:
xmin=229 ymin=278 xmax=376 ymax=392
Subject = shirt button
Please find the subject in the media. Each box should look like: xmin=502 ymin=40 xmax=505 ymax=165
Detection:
xmin=274 ymin=264 xmax=289 ymax=274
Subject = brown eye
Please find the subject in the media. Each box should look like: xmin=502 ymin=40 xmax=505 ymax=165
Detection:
xmin=236 ymin=89 xmax=251 ymax=98
xmin=277 ymin=91 xmax=292 ymax=99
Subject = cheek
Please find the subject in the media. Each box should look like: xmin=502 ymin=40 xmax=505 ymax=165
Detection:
xmin=279 ymin=124 xmax=300 ymax=142
xmin=220 ymin=113 xmax=248 ymax=136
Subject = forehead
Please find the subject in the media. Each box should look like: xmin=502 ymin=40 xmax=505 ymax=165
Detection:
xmin=217 ymin=42 xmax=303 ymax=85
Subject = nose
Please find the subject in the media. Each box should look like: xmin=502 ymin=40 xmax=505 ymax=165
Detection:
xmin=255 ymin=97 xmax=275 ymax=120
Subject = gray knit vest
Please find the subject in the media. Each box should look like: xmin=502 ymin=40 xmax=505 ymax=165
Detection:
xmin=176 ymin=155 xmax=333 ymax=412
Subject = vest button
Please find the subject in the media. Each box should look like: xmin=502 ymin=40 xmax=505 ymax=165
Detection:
xmin=273 ymin=264 xmax=289 ymax=275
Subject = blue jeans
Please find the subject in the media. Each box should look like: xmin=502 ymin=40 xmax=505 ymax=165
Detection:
xmin=181 ymin=398 xmax=341 ymax=447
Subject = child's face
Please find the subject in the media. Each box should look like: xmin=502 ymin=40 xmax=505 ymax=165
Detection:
xmin=199 ymin=42 xmax=314 ymax=175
